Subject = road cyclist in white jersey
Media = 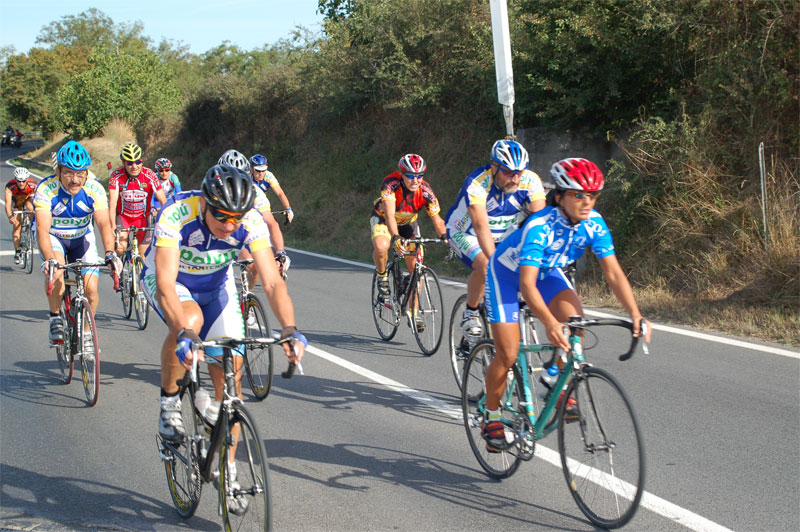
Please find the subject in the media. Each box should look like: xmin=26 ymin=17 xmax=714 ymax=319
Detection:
xmin=444 ymin=139 xmax=546 ymax=340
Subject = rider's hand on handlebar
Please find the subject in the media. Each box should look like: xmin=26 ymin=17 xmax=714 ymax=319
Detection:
xmin=280 ymin=327 xmax=307 ymax=364
xmin=391 ymin=235 xmax=406 ymax=254
xmin=545 ymin=321 xmax=571 ymax=352
xmin=105 ymin=251 xmax=122 ymax=276
xmin=285 ymin=208 xmax=294 ymax=224
xmin=632 ymin=317 xmax=652 ymax=344
xmin=175 ymin=328 xmax=202 ymax=370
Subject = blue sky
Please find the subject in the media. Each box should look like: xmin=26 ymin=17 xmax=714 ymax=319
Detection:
xmin=0 ymin=0 xmax=325 ymax=55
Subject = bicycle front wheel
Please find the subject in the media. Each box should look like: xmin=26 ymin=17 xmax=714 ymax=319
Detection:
xmin=78 ymin=303 xmax=100 ymax=406
xmin=558 ymin=366 xmax=645 ymax=529
xmin=163 ymin=384 xmax=203 ymax=518
xmin=411 ymin=267 xmax=444 ymax=356
xmin=462 ymin=340 xmax=521 ymax=479
xmin=55 ymin=296 xmax=73 ymax=384
xmin=243 ymin=295 xmax=274 ymax=401
xmin=219 ymin=406 xmax=271 ymax=532
xmin=22 ymin=222 xmax=33 ymax=274
xmin=121 ymin=259 xmax=133 ymax=319
xmin=132 ymin=256 xmax=150 ymax=330
xmin=371 ymin=266 xmax=399 ymax=341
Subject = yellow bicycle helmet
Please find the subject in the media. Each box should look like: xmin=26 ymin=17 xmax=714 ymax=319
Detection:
xmin=120 ymin=142 xmax=143 ymax=162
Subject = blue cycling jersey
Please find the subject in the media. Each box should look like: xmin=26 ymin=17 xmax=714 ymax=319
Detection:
xmin=493 ymin=205 xmax=616 ymax=279
xmin=33 ymin=174 xmax=108 ymax=240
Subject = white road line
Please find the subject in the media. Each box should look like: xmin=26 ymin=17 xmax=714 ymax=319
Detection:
xmin=288 ymin=247 xmax=799 ymax=358
xmin=305 ymin=343 xmax=734 ymax=532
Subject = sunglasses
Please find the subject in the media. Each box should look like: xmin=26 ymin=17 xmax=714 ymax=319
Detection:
xmin=568 ymin=190 xmax=601 ymax=200
xmin=208 ymin=205 xmax=245 ymax=224
xmin=404 ymin=173 xmax=424 ymax=180
xmin=125 ymin=159 xmax=143 ymax=166
xmin=158 ymin=168 xmax=171 ymax=173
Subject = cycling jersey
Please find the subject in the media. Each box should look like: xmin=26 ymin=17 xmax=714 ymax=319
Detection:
xmin=253 ymin=185 xmax=271 ymax=215
xmin=34 ymin=174 xmax=108 ymax=240
xmin=108 ymin=166 xmax=162 ymax=218
xmin=253 ymin=171 xmax=280 ymax=195
xmin=5 ymin=177 xmax=38 ymax=208
xmin=151 ymin=173 xmax=181 ymax=210
xmin=143 ymin=191 xmax=271 ymax=291
xmin=371 ymin=171 xmax=440 ymax=225
xmin=444 ymin=164 xmax=545 ymax=242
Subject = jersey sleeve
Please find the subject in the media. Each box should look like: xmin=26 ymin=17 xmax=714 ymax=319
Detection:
xmin=171 ymin=175 xmax=182 ymax=193
xmin=422 ymin=182 xmax=441 ymax=217
xmin=520 ymin=170 xmax=546 ymax=204
xmin=84 ymin=180 xmax=109 ymax=210
xmin=34 ymin=177 xmax=57 ymax=211
xmin=153 ymin=201 xmax=185 ymax=248
xmin=465 ymin=172 xmax=490 ymax=206
xmin=242 ymin=209 xmax=271 ymax=252
xmin=587 ymin=212 xmax=616 ymax=258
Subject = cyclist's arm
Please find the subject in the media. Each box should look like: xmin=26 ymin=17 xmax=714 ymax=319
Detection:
xmin=108 ymin=188 xmax=119 ymax=231
xmin=382 ymin=199 xmax=400 ymax=237
xmin=519 ymin=264 xmax=570 ymax=351
xmin=154 ymin=245 xmax=190 ymax=335
xmin=35 ymin=210 xmax=57 ymax=262
xmin=525 ymin=197 xmax=546 ymax=214
xmin=153 ymin=188 xmax=168 ymax=209
xmin=598 ymin=254 xmax=652 ymax=342
xmin=4 ymin=191 xmax=13 ymax=220
xmin=261 ymin=210 xmax=285 ymax=250
xmin=93 ymin=207 xmax=116 ymax=256
xmin=467 ymin=203 xmax=495 ymax=258
xmin=271 ymin=181 xmax=292 ymax=212
xmin=429 ymin=212 xmax=447 ymax=239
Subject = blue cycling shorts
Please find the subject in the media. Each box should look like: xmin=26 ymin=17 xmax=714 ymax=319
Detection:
xmin=485 ymin=263 xmax=574 ymax=324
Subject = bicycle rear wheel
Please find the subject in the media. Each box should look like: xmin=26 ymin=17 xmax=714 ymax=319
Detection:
xmin=371 ymin=266 xmax=399 ymax=341
xmin=219 ymin=405 xmax=271 ymax=532
xmin=462 ymin=340 xmax=521 ymax=479
xmin=132 ymin=256 xmax=150 ymax=330
xmin=411 ymin=267 xmax=444 ymax=356
xmin=162 ymin=383 xmax=203 ymax=518
xmin=448 ymin=295 xmax=491 ymax=391
xmin=22 ymin=222 xmax=33 ymax=274
xmin=558 ymin=366 xmax=645 ymax=529
xmin=243 ymin=295 xmax=274 ymax=401
xmin=78 ymin=303 xmax=100 ymax=406
xmin=55 ymin=296 xmax=73 ymax=384
xmin=121 ymin=259 xmax=133 ymax=319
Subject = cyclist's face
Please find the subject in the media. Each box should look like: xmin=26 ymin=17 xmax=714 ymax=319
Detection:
xmin=202 ymin=200 xmax=243 ymax=239
xmin=492 ymin=164 xmax=522 ymax=194
xmin=158 ymin=168 xmax=171 ymax=180
xmin=124 ymin=159 xmax=143 ymax=177
xmin=559 ymin=190 xmax=599 ymax=222
xmin=252 ymin=168 xmax=267 ymax=181
xmin=58 ymin=168 xmax=88 ymax=195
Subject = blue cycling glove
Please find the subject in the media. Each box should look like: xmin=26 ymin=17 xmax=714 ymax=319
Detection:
xmin=175 ymin=328 xmax=201 ymax=363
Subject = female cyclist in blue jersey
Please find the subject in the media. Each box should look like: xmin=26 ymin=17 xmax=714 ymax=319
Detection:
xmin=480 ymin=158 xmax=652 ymax=452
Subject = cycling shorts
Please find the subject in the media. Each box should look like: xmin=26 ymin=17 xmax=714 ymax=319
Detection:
xmin=485 ymin=263 xmax=574 ymax=324
xmin=446 ymin=229 xmax=483 ymax=269
xmin=42 ymin=232 xmax=101 ymax=277
xmin=370 ymin=215 xmax=420 ymax=251
xmin=116 ymin=214 xmax=152 ymax=246
xmin=141 ymin=267 xmax=245 ymax=359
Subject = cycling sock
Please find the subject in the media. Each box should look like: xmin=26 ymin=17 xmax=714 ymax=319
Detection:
xmin=160 ymin=388 xmax=179 ymax=399
xmin=466 ymin=304 xmax=480 ymax=311
xmin=487 ymin=408 xmax=501 ymax=421
xmin=49 ymin=312 xmax=59 ymax=319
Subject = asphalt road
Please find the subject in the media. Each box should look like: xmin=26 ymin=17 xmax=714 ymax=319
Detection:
xmin=1 ymin=144 xmax=798 ymax=531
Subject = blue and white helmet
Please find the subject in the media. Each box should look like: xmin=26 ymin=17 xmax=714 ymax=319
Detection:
xmin=57 ymin=140 xmax=92 ymax=171
xmin=490 ymin=139 xmax=529 ymax=172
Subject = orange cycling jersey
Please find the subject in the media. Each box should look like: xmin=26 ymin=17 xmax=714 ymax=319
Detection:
xmin=5 ymin=177 xmax=37 ymax=208
xmin=371 ymin=171 xmax=440 ymax=225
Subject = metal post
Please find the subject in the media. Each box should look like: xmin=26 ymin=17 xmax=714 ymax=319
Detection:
xmin=758 ymin=142 xmax=769 ymax=251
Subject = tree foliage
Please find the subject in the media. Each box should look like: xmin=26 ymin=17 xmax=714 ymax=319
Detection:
xmin=35 ymin=8 xmax=151 ymax=52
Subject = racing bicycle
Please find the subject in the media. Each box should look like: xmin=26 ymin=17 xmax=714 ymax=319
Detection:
xmin=462 ymin=316 xmax=648 ymax=529
xmin=115 ymin=227 xmax=152 ymax=329
xmin=12 ymin=209 xmax=34 ymax=274
xmin=371 ymin=237 xmax=445 ymax=356
xmin=235 ymin=258 xmax=274 ymax=400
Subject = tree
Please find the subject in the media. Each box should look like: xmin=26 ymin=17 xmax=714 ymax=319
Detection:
xmin=35 ymin=8 xmax=151 ymax=52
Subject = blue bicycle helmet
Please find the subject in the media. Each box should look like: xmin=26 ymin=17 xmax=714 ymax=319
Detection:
xmin=490 ymin=139 xmax=529 ymax=172
xmin=250 ymin=154 xmax=268 ymax=171
xmin=57 ymin=140 xmax=92 ymax=171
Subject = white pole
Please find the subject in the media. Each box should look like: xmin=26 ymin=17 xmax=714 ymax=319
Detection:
xmin=758 ymin=142 xmax=769 ymax=250
xmin=490 ymin=0 xmax=514 ymax=138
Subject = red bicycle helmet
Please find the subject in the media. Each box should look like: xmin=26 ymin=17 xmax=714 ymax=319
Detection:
xmin=549 ymin=158 xmax=604 ymax=192
xmin=398 ymin=154 xmax=426 ymax=174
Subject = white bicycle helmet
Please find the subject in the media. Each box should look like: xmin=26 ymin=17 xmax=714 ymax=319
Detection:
xmin=13 ymin=167 xmax=30 ymax=182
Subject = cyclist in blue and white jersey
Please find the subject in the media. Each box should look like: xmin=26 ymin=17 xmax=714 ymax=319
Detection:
xmin=444 ymin=139 xmax=546 ymax=340
xmin=481 ymin=158 xmax=652 ymax=452
xmin=249 ymin=153 xmax=294 ymax=223
xmin=35 ymin=140 xmax=121 ymax=342
xmin=142 ymin=164 xmax=306 ymax=445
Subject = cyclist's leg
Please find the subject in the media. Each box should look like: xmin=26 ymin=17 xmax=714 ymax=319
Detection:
xmin=538 ymin=269 xmax=583 ymax=369
xmin=10 ymin=211 xmax=22 ymax=250
xmin=135 ymin=217 xmax=150 ymax=256
xmin=72 ymin=232 xmax=101 ymax=314
xmin=238 ymin=248 xmax=258 ymax=287
xmin=115 ymin=214 xmax=131 ymax=256
xmin=43 ymin=235 xmax=68 ymax=313
xmin=370 ymin=215 xmax=391 ymax=274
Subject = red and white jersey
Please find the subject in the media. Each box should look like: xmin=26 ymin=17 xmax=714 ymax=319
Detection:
xmin=108 ymin=166 xmax=162 ymax=218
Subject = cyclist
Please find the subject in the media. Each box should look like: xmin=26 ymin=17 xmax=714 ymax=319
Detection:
xmin=151 ymin=157 xmax=182 ymax=211
xmin=250 ymin=153 xmax=294 ymax=223
xmin=143 ymin=164 xmax=305 ymax=475
xmin=108 ymin=142 xmax=167 ymax=258
xmin=5 ymin=167 xmax=38 ymax=264
xmin=34 ymin=141 xmax=121 ymax=342
xmin=481 ymin=158 xmax=652 ymax=452
xmin=444 ymin=139 xmax=546 ymax=341
xmin=370 ymin=154 xmax=447 ymax=331
xmin=220 ymin=149 xmax=289 ymax=283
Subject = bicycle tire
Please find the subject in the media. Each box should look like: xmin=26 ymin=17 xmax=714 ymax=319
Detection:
xmin=411 ymin=267 xmax=444 ymax=356
xmin=219 ymin=405 xmax=271 ymax=532
xmin=371 ymin=266 xmax=399 ymax=341
xmin=121 ymin=259 xmax=133 ymax=319
xmin=78 ymin=302 xmax=100 ymax=406
xmin=558 ymin=366 xmax=645 ymax=529
xmin=243 ymin=295 xmax=274 ymax=401
xmin=22 ymin=222 xmax=33 ymax=274
xmin=163 ymin=383 xmax=203 ymax=518
xmin=55 ymin=295 xmax=73 ymax=384
xmin=462 ymin=340 xmax=521 ymax=479
xmin=132 ymin=256 xmax=150 ymax=330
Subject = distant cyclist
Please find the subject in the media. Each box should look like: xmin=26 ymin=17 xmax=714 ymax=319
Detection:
xmin=35 ymin=141 xmax=121 ymax=342
xmin=151 ymin=157 xmax=182 ymax=211
xmin=5 ymin=167 xmax=38 ymax=264
xmin=444 ymin=139 xmax=546 ymax=341
xmin=109 ymin=143 xmax=166 ymax=258
xmin=249 ymin=153 xmax=294 ymax=223
xmin=481 ymin=158 xmax=652 ymax=452
xmin=370 ymin=154 xmax=447 ymax=329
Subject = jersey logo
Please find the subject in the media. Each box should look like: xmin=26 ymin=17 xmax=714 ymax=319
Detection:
xmin=53 ymin=203 xmax=67 ymax=216
xmin=507 ymin=196 xmax=521 ymax=210
xmin=76 ymin=200 xmax=90 ymax=212
xmin=188 ymin=229 xmax=205 ymax=247
xmin=486 ymin=197 xmax=499 ymax=211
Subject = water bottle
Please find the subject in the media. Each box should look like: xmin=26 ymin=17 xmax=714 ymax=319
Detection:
xmin=194 ymin=387 xmax=211 ymax=416
xmin=400 ymin=272 xmax=410 ymax=295
xmin=536 ymin=365 xmax=559 ymax=400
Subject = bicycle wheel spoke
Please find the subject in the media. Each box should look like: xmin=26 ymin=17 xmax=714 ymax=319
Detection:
xmin=121 ymin=260 xmax=133 ymax=319
xmin=79 ymin=304 xmax=100 ymax=406
xmin=55 ymin=298 xmax=73 ymax=384
xmin=371 ymin=267 xmax=399 ymax=341
xmin=558 ymin=367 xmax=644 ymax=528
xmin=162 ymin=386 xmax=202 ymax=518
xmin=411 ymin=268 xmax=444 ymax=356
xmin=243 ymin=296 xmax=274 ymax=400
xmin=133 ymin=257 xmax=150 ymax=329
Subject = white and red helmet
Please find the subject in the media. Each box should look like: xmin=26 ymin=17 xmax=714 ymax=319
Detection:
xmin=550 ymin=158 xmax=604 ymax=192
xmin=398 ymin=153 xmax=426 ymax=174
